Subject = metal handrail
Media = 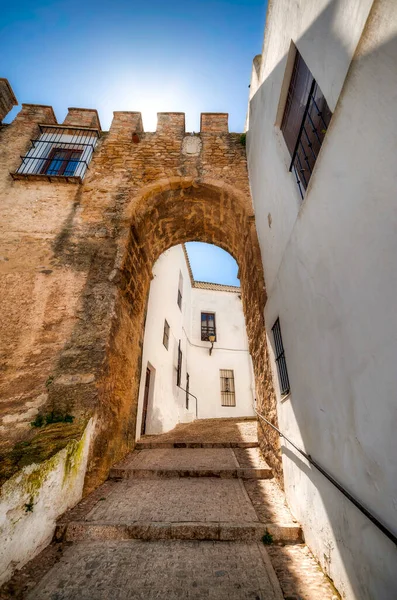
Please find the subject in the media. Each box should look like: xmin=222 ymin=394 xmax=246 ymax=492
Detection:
xmin=178 ymin=384 xmax=198 ymax=419
xmin=254 ymin=407 xmax=397 ymax=546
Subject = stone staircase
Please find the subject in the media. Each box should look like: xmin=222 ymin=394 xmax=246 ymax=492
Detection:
xmin=1 ymin=419 xmax=340 ymax=599
xmin=55 ymin=444 xmax=302 ymax=546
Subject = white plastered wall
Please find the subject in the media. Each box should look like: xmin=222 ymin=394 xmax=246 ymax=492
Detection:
xmin=135 ymin=245 xmax=255 ymax=437
xmin=247 ymin=0 xmax=397 ymax=598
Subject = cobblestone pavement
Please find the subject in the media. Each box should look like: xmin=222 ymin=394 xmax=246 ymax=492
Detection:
xmin=1 ymin=418 xmax=340 ymax=599
xmin=26 ymin=540 xmax=284 ymax=600
xmin=267 ymin=545 xmax=340 ymax=600
xmin=140 ymin=417 xmax=258 ymax=444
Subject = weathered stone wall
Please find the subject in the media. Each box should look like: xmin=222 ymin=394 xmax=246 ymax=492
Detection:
xmin=0 ymin=99 xmax=281 ymax=496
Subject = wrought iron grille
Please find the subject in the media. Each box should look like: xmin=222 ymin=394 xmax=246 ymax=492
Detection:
xmin=12 ymin=124 xmax=99 ymax=181
xmin=201 ymin=312 xmax=216 ymax=341
xmin=177 ymin=340 xmax=182 ymax=387
xmin=281 ymin=51 xmax=332 ymax=200
xmin=163 ymin=319 xmax=170 ymax=350
xmin=220 ymin=369 xmax=236 ymax=406
xmin=272 ymin=318 xmax=290 ymax=396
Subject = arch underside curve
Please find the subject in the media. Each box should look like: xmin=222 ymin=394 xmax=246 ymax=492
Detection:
xmin=82 ymin=179 xmax=280 ymax=492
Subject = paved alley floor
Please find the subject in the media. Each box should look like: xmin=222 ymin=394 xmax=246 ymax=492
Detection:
xmin=0 ymin=418 xmax=339 ymax=600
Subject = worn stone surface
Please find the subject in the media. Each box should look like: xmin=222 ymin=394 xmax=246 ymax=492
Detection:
xmin=114 ymin=448 xmax=240 ymax=470
xmin=0 ymin=421 xmax=337 ymax=599
xmin=267 ymin=544 xmax=340 ymax=600
xmin=26 ymin=540 xmax=283 ymax=600
xmin=0 ymin=101 xmax=280 ymax=499
xmin=110 ymin=447 xmax=272 ymax=480
xmin=82 ymin=478 xmax=260 ymax=523
xmin=139 ymin=417 xmax=259 ymax=445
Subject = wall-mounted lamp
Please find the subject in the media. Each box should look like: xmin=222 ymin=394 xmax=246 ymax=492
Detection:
xmin=208 ymin=335 xmax=216 ymax=356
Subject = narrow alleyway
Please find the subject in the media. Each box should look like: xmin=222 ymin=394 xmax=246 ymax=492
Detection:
xmin=1 ymin=419 xmax=339 ymax=600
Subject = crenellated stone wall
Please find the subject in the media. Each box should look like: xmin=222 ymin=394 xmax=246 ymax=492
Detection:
xmin=0 ymin=90 xmax=281 ymax=504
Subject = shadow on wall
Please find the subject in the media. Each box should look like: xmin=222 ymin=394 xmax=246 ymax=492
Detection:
xmin=249 ymin=1 xmax=397 ymax=598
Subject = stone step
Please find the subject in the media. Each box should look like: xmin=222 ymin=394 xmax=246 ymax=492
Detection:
xmin=136 ymin=441 xmax=259 ymax=449
xmin=56 ymin=478 xmax=302 ymax=545
xmin=109 ymin=467 xmax=272 ymax=479
xmin=56 ymin=520 xmax=302 ymax=544
xmin=109 ymin=447 xmax=272 ymax=480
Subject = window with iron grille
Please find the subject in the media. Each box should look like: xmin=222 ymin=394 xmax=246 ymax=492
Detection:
xmin=177 ymin=340 xmax=182 ymax=387
xmin=272 ymin=318 xmax=290 ymax=396
xmin=11 ymin=124 xmax=99 ymax=182
xmin=281 ymin=50 xmax=332 ymax=200
xmin=220 ymin=369 xmax=236 ymax=406
xmin=177 ymin=272 xmax=183 ymax=310
xmin=201 ymin=312 xmax=216 ymax=341
xmin=163 ymin=319 xmax=170 ymax=350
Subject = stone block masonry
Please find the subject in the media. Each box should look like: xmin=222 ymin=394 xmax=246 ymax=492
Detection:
xmin=0 ymin=83 xmax=281 ymax=580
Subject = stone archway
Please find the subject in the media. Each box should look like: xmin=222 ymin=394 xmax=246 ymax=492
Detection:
xmin=82 ymin=177 xmax=281 ymax=493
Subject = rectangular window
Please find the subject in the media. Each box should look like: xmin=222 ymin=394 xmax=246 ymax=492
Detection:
xmin=177 ymin=272 xmax=183 ymax=310
xmin=201 ymin=312 xmax=216 ymax=341
xmin=281 ymin=49 xmax=332 ymax=199
xmin=272 ymin=318 xmax=290 ymax=396
xmin=220 ymin=369 xmax=236 ymax=407
xmin=41 ymin=148 xmax=83 ymax=177
xmin=163 ymin=319 xmax=170 ymax=350
xmin=177 ymin=340 xmax=182 ymax=387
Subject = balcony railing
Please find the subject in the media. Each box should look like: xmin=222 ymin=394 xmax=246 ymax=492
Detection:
xmin=11 ymin=124 xmax=99 ymax=182
xmin=289 ymin=80 xmax=332 ymax=199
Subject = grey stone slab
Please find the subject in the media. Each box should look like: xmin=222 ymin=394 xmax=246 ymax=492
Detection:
xmin=27 ymin=540 xmax=284 ymax=600
xmin=84 ymin=478 xmax=259 ymax=524
xmin=116 ymin=448 xmax=239 ymax=470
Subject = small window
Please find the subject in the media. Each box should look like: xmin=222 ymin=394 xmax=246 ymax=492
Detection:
xmin=41 ymin=148 xmax=83 ymax=177
xmin=201 ymin=312 xmax=216 ymax=341
xmin=177 ymin=272 xmax=183 ymax=310
xmin=220 ymin=369 xmax=236 ymax=406
xmin=281 ymin=49 xmax=332 ymax=199
xmin=177 ymin=340 xmax=182 ymax=387
xmin=163 ymin=320 xmax=170 ymax=350
xmin=272 ymin=318 xmax=290 ymax=396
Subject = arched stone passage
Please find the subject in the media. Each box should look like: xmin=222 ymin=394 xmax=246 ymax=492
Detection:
xmin=83 ymin=178 xmax=281 ymax=493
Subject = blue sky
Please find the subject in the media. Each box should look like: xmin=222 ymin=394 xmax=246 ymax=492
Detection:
xmin=1 ymin=0 xmax=266 ymax=284
xmin=185 ymin=243 xmax=239 ymax=286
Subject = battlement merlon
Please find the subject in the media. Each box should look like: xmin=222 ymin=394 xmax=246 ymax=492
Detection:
xmin=157 ymin=112 xmax=185 ymax=135
xmin=200 ymin=113 xmax=229 ymax=133
xmin=0 ymin=78 xmax=17 ymax=122
xmin=108 ymin=112 xmax=144 ymax=140
xmin=63 ymin=107 xmax=101 ymax=131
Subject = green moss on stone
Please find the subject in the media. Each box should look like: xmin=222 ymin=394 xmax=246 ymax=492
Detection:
xmin=0 ymin=420 xmax=88 ymax=488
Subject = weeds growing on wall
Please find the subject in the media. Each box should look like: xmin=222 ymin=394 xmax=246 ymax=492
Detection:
xmin=31 ymin=412 xmax=74 ymax=428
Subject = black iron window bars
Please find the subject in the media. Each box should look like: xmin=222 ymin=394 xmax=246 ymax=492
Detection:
xmin=281 ymin=51 xmax=332 ymax=200
xmin=272 ymin=318 xmax=290 ymax=396
xmin=220 ymin=369 xmax=236 ymax=406
xmin=12 ymin=124 xmax=99 ymax=182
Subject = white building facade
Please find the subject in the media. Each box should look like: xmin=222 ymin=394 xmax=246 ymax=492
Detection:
xmin=247 ymin=1 xmax=397 ymax=599
xmin=135 ymin=245 xmax=255 ymax=437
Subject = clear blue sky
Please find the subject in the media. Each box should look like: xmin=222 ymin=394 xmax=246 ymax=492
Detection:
xmin=1 ymin=0 xmax=266 ymax=131
xmin=2 ymin=0 xmax=266 ymax=284
xmin=185 ymin=243 xmax=239 ymax=286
